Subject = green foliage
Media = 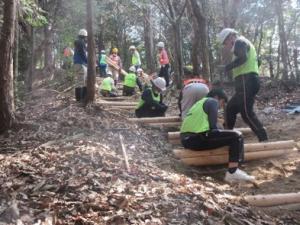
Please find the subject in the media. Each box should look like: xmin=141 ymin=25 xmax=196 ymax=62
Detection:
xmin=20 ymin=0 xmax=48 ymax=27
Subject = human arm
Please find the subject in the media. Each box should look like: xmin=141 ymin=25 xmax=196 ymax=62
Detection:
xmin=136 ymin=77 xmax=143 ymax=92
xmin=203 ymin=98 xmax=219 ymax=130
xmin=225 ymin=39 xmax=249 ymax=71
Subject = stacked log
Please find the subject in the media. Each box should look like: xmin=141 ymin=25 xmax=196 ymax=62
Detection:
xmin=173 ymin=140 xmax=296 ymax=166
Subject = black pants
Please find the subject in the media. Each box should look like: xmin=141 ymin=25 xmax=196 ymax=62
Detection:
xmin=75 ymin=87 xmax=87 ymax=102
xmin=123 ymin=86 xmax=135 ymax=96
xmin=100 ymin=90 xmax=117 ymax=97
xmin=158 ymin=64 xmax=170 ymax=87
xmin=181 ymin=130 xmax=244 ymax=163
xmin=135 ymin=104 xmax=168 ymax=118
xmin=226 ymin=73 xmax=268 ymax=142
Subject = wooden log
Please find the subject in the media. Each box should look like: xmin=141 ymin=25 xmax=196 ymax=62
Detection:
xmin=173 ymin=140 xmax=296 ymax=159
xmin=119 ymin=134 xmax=130 ymax=172
xmin=100 ymin=96 xmax=133 ymax=101
xmin=128 ymin=116 xmax=181 ymax=123
xmin=180 ymin=149 xmax=294 ymax=166
xmin=97 ymin=101 xmax=137 ymax=106
xmin=168 ymin=128 xmax=252 ymax=140
xmin=243 ymin=192 xmax=300 ymax=207
xmin=109 ymin=106 xmax=136 ymax=110
xmin=148 ymin=122 xmax=181 ymax=128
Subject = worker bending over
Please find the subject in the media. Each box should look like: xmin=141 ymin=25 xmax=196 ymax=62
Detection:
xmin=135 ymin=77 xmax=168 ymax=118
xmin=218 ymin=28 xmax=268 ymax=142
xmin=123 ymin=66 xmax=143 ymax=96
xmin=99 ymin=71 xmax=117 ymax=97
xmin=178 ymin=66 xmax=209 ymax=119
xmin=180 ymin=89 xmax=255 ymax=183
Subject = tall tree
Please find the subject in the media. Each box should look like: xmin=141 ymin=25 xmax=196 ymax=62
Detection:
xmin=275 ymin=0 xmax=289 ymax=80
xmin=188 ymin=0 xmax=210 ymax=79
xmin=85 ymin=0 xmax=96 ymax=103
xmin=0 ymin=0 xmax=17 ymax=133
xmin=143 ymin=7 xmax=155 ymax=72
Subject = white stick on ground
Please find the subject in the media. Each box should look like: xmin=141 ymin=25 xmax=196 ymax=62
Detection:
xmin=119 ymin=134 xmax=130 ymax=172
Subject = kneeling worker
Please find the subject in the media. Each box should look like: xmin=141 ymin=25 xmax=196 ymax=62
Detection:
xmin=99 ymin=71 xmax=117 ymax=97
xmin=135 ymin=77 xmax=168 ymax=118
xmin=180 ymin=89 xmax=255 ymax=183
xmin=123 ymin=66 xmax=143 ymax=96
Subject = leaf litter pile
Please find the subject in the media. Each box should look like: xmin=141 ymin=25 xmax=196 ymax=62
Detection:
xmin=0 ymin=83 xmax=299 ymax=224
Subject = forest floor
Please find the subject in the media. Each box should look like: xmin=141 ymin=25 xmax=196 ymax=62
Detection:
xmin=0 ymin=69 xmax=300 ymax=225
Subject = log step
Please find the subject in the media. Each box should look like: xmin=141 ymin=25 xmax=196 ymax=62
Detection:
xmin=128 ymin=116 xmax=180 ymax=123
xmin=97 ymin=101 xmax=137 ymax=106
xmin=173 ymin=140 xmax=296 ymax=166
xmin=243 ymin=192 xmax=300 ymax=207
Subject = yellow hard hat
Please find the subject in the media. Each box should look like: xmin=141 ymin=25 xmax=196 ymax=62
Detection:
xmin=112 ymin=48 xmax=118 ymax=53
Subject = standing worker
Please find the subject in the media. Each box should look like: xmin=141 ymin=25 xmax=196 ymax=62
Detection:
xmin=180 ymin=89 xmax=255 ymax=183
xmin=108 ymin=48 xmax=122 ymax=85
xmin=123 ymin=66 xmax=143 ymax=96
xmin=178 ymin=66 xmax=210 ymax=119
xmin=157 ymin=42 xmax=170 ymax=87
xmin=99 ymin=71 xmax=117 ymax=97
xmin=217 ymin=28 xmax=268 ymax=142
xmin=98 ymin=50 xmax=107 ymax=77
xmin=73 ymin=29 xmax=88 ymax=102
xmin=129 ymin=45 xmax=141 ymax=70
xmin=135 ymin=77 xmax=168 ymax=118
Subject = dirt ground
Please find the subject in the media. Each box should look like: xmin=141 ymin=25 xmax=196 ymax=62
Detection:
xmin=0 ymin=72 xmax=299 ymax=224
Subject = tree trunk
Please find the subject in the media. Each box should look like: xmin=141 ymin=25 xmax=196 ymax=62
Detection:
xmin=0 ymin=0 xmax=17 ymax=133
xmin=143 ymin=7 xmax=155 ymax=72
xmin=275 ymin=0 xmax=289 ymax=80
xmin=14 ymin=5 xmax=19 ymax=104
xmin=187 ymin=0 xmax=201 ymax=75
xmin=189 ymin=0 xmax=210 ymax=80
xmin=294 ymin=49 xmax=299 ymax=82
xmin=86 ymin=0 xmax=96 ymax=103
xmin=43 ymin=25 xmax=54 ymax=69
xmin=26 ymin=27 xmax=35 ymax=92
xmin=173 ymin=22 xmax=184 ymax=89
xmin=97 ymin=16 xmax=105 ymax=51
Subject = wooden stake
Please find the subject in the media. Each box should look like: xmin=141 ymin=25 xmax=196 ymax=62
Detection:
xmin=109 ymin=106 xmax=136 ymax=110
xmin=243 ymin=192 xmax=300 ymax=207
xmin=119 ymin=134 xmax=130 ymax=172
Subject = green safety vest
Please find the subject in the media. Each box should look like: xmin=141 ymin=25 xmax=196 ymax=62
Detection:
xmin=99 ymin=54 xmax=107 ymax=65
xmin=132 ymin=52 xmax=140 ymax=66
xmin=136 ymin=88 xmax=160 ymax=109
xmin=180 ymin=98 xmax=210 ymax=134
xmin=124 ymin=72 xmax=137 ymax=88
xmin=232 ymin=37 xmax=259 ymax=78
xmin=100 ymin=77 xmax=113 ymax=92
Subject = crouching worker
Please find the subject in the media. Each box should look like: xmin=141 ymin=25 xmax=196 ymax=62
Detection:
xmin=99 ymin=72 xmax=117 ymax=97
xmin=135 ymin=77 xmax=168 ymax=118
xmin=123 ymin=66 xmax=143 ymax=96
xmin=180 ymin=89 xmax=255 ymax=183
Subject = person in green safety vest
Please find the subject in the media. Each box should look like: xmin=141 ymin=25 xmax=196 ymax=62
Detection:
xmin=129 ymin=45 xmax=141 ymax=70
xmin=217 ymin=28 xmax=268 ymax=142
xmin=135 ymin=77 xmax=168 ymax=118
xmin=123 ymin=66 xmax=143 ymax=96
xmin=98 ymin=50 xmax=107 ymax=77
xmin=180 ymin=88 xmax=255 ymax=183
xmin=99 ymin=71 xmax=117 ymax=97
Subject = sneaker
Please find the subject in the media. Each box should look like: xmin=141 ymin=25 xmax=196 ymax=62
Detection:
xmin=224 ymin=168 xmax=255 ymax=183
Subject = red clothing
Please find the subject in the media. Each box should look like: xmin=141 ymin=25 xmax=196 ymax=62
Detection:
xmin=183 ymin=78 xmax=208 ymax=86
xmin=109 ymin=54 xmax=122 ymax=68
xmin=159 ymin=49 xmax=169 ymax=65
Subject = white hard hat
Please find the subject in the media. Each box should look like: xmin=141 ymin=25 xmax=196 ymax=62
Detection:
xmin=157 ymin=42 xmax=165 ymax=48
xmin=78 ymin=29 xmax=88 ymax=37
xmin=129 ymin=66 xmax=136 ymax=73
xmin=101 ymin=50 xmax=105 ymax=53
xmin=137 ymin=68 xmax=143 ymax=73
xmin=152 ymin=77 xmax=166 ymax=92
xmin=107 ymin=70 xmax=112 ymax=76
xmin=129 ymin=45 xmax=136 ymax=50
xmin=217 ymin=28 xmax=238 ymax=44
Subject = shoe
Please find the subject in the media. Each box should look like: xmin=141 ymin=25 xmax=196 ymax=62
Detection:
xmin=224 ymin=168 xmax=255 ymax=183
